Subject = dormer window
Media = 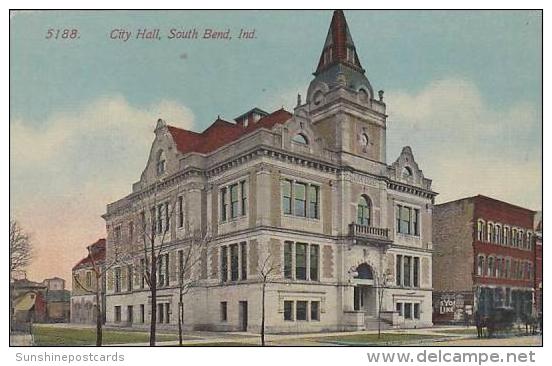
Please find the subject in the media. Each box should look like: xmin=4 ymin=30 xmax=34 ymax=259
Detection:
xmin=292 ymin=133 xmax=309 ymax=145
xmin=156 ymin=150 xmax=166 ymax=175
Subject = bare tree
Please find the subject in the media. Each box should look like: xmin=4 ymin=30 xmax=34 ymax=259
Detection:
xmin=73 ymin=243 xmax=128 ymax=346
xmin=257 ymin=252 xmax=280 ymax=346
xmin=10 ymin=219 xmax=32 ymax=276
xmin=137 ymin=183 xmax=183 ymax=346
xmin=10 ymin=219 xmax=32 ymax=329
xmin=175 ymin=223 xmax=211 ymax=346
xmin=375 ymin=269 xmax=392 ymax=339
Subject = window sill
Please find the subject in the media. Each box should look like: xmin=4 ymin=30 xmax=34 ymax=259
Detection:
xmin=282 ymin=214 xmax=320 ymax=222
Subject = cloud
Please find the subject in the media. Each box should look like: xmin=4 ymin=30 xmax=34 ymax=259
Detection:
xmin=386 ymin=77 xmax=541 ymax=210
xmin=10 ymin=95 xmax=194 ymax=283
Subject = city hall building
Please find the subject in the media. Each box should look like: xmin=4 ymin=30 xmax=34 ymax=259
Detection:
xmin=103 ymin=10 xmax=436 ymax=332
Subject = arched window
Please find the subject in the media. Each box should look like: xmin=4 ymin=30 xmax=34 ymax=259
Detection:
xmin=357 ymin=195 xmax=371 ymax=227
xmin=495 ymin=224 xmax=501 ymax=244
xmin=292 ymin=133 xmax=309 ymax=145
xmin=477 ymin=255 xmax=485 ymax=276
xmin=487 ymin=256 xmax=494 ymax=277
xmin=503 ymin=226 xmax=509 ymax=245
xmin=477 ymin=220 xmax=485 ymax=241
xmin=156 ymin=150 xmax=166 ymax=175
xmin=354 ymin=263 xmax=374 ymax=280
xmin=402 ymin=166 xmax=413 ymax=180
xmin=487 ymin=223 xmax=493 ymax=242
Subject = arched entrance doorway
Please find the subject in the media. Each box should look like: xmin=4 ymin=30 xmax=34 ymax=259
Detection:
xmin=353 ymin=263 xmax=377 ymax=316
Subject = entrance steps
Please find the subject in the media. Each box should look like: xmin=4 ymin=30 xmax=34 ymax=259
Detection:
xmin=364 ymin=316 xmax=395 ymax=330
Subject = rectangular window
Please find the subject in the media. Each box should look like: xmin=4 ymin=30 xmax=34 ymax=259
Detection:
xmin=220 ymin=302 xmax=228 ymax=322
xmin=127 ymin=305 xmax=133 ymax=324
xmin=114 ymin=306 xmax=121 ymax=322
xmin=150 ymin=207 xmax=156 ymax=235
xmin=296 ymin=243 xmax=307 ymax=280
xmin=221 ymin=246 xmax=228 ymax=282
xmin=230 ymin=244 xmax=239 ymax=281
xmin=413 ymin=209 xmax=419 ymax=236
xmin=158 ymin=303 xmax=164 ymax=324
xmin=414 ymin=303 xmax=420 ymax=319
xmin=311 ymin=301 xmax=320 ymax=321
xmin=164 ymin=253 xmax=169 ymax=286
xmin=240 ymin=180 xmax=247 ymax=216
xmin=221 ymin=187 xmax=228 ymax=221
xmin=398 ymin=206 xmax=411 ymax=234
xmin=284 ymin=301 xmax=293 ymax=321
xmin=165 ymin=303 xmax=170 ymax=324
xmin=296 ymin=301 xmax=308 ymax=321
xmin=310 ymin=245 xmax=319 ymax=281
xmin=164 ymin=202 xmax=170 ymax=232
xmin=282 ymin=180 xmax=292 ymax=215
xmin=396 ymin=302 xmax=403 ymax=316
xmin=308 ymin=185 xmax=319 ymax=219
xmin=157 ymin=204 xmax=164 ymax=234
xmin=413 ymin=257 xmax=420 ymax=287
xmin=140 ymin=304 xmax=145 ymax=323
xmin=240 ymin=242 xmax=247 ymax=280
xmin=127 ymin=265 xmax=133 ymax=292
xmin=114 ymin=267 xmax=121 ymax=293
xmin=140 ymin=258 xmax=146 ymax=288
xmin=178 ymin=196 xmax=184 ymax=228
xmin=396 ymin=255 xmax=402 ymax=286
xmin=294 ymin=182 xmax=307 ymax=217
xmin=230 ymin=184 xmax=239 ymax=219
xmin=284 ymin=241 xmax=293 ymax=279
xmin=404 ymin=303 xmax=412 ymax=319
xmin=403 ymin=256 xmax=411 ymax=287
xmin=178 ymin=250 xmax=184 ymax=284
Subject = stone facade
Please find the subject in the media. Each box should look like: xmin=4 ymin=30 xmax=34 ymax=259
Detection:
xmin=103 ymin=11 xmax=436 ymax=333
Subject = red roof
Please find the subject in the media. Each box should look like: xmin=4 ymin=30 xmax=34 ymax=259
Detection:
xmin=72 ymin=238 xmax=106 ymax=270
xmin=167 ymin=109 xmax=292 ymax=155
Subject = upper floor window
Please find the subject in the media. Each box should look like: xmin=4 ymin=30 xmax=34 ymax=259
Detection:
xmin=282 ymin=179 xmax=320 ymax=219
xmin=503 ymin=226 xmax=509 ymax=245
xmin=221 ymin=187 xmax=228 ymax=222
xmin=230 ymin=184 xmax=239 ymax=219
xmin=477 ymin=221 xmax=485 ymax=241
xmin=178 ymin=196 xmax=184 ymax=228
xmin=396 ymin=205 xmax=419 ymax=236
xmin=114 ymin=267 xmax=121 ymax=293
xmin=156 ymin=150 xmax=166 ymax=175
xmin=357 ymin=196 xmax=371 ymax=226
xmin=292 ymin=133 xmax=309 ymax=145
xmin=495 ymin=224 xmax=501 ymax=244
xmin=477 ymin=255 xmax=485 ymax=276
xmin=487 ymin=223 xmax=493 ymax=242
xmin=487 ymin=257 xmax=494 ymax=277
xmin=114 ymin=225 xmax=122 ymax=244
xmin=220 ymin=180 xmax=247 ymax=222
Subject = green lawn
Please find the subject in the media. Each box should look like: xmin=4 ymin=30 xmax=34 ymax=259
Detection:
xmin=183 ymin=342 xmax=254 ymax=346
xmin=310 ymin=333 xmax=447 ymax=345
xmin=33 ymin=326 xmax=178 ymax=346
xmin=436 ymin=328 xmax=478 ymax=335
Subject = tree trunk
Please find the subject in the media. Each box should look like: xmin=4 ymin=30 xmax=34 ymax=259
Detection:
xmin=261 ymin=281 xmax=266 ymax=346
xmin=178 ymin=289 xmax=183 ymax=346
xmin=150 ymin=255 xmax=157 ymax=346
xmin=95 ymin=281 xmax=103 ymax=346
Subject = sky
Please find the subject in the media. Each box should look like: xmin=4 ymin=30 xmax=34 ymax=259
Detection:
xmin=10 ymin=10 xmax=542 ymax=284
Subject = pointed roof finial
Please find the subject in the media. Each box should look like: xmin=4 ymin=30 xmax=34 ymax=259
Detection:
xmin=315 ymin=10 xmax=364 ymax=75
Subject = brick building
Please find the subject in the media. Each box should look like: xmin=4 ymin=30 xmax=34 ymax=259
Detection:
xmin=533 ymin=212 xmax=542 ymax=315
xmin=103 ymin=10 xmax=436 ymax=333
xmin=432 ymin=195 xmax=537 ymax=324
xmin=71 ymin=239 xmax=107 ymax=324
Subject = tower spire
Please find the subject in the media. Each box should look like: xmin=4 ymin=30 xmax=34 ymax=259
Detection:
xmin=315 ymin=10 xmax=364 ymax=75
